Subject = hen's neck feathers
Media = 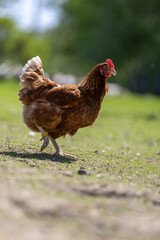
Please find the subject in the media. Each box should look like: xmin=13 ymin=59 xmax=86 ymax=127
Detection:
xmin=78 ymin=64 xmax=108 ymax=100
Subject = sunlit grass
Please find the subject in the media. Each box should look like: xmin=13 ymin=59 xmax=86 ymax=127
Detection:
xmin=0 ymin=80 xmax=160 ymax=190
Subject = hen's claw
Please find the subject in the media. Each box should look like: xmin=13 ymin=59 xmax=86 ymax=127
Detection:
xmin=53 ymin=151 xmax=76 ymax=159
xmin=40 ymin=135 xmax=49 ymax=151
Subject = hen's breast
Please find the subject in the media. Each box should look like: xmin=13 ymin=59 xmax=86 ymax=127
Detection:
xmin=56 ymin=99 xmax=101 ymax=132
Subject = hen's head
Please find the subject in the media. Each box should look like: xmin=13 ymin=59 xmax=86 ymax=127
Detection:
xmin=100 ymin=59 xmax=117 ymax=78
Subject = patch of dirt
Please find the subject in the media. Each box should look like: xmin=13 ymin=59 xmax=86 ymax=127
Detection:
xmin=71 ymin=183 xmax=147 ymax=198
xmin=0 ymin=183 xmax=160 ymax=240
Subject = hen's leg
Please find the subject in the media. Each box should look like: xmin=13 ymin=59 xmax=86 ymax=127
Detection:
xmin=36 ymin=126 xmax=75 ymax=158
xmin=50 ymin=137 xmax=76 ymax=159
xmin=36 ymin=126 xmax=49 ymax=151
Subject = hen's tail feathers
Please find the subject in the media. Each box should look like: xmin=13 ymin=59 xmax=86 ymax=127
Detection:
xmin=19 ymin=56 xmax=44 ymax=87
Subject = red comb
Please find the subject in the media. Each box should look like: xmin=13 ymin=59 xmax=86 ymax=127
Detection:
xmin=106 ymin=59 xmax=114 ymax=68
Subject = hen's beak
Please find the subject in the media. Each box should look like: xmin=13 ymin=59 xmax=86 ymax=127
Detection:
xmin=110 ymin=68 xmax=117 ymax=76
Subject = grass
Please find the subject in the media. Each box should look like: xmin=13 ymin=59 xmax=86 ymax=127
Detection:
xmin=0 ymin=80 xmax=160 ymax=188
xmin=0 ymin=79 xmax=160 ymax=240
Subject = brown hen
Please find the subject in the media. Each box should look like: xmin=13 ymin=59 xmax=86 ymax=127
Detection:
xmin=19 ymin=56 xmax=116 ymax=158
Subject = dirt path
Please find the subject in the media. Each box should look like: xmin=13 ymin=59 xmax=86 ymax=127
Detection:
xmin=0 ymin=158 xmax=160 ymax=240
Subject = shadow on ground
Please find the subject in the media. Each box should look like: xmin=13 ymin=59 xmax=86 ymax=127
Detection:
xmin=0 ymin=151 xmax=76 ymax=163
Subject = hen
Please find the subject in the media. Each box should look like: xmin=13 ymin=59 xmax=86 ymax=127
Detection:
xmin=19 ymin=56 xmax=116 ymax=158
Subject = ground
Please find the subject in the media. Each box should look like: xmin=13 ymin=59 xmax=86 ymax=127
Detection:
xmin=0 ymin=80 xmax=160 ymax=240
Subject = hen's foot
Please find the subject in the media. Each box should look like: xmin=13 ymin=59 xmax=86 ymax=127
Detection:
xmin=40 ymin=135 xmax=49 ymax=151
xmin=53 ymin=150 xmax=76 ymax=159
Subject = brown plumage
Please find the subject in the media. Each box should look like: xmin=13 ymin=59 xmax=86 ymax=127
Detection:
xmin=19 ymin=56 xmax=116 ymax=158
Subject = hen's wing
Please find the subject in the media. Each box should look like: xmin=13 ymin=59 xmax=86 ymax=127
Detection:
xmin=46 ymin=86 xmax=81 ymax=108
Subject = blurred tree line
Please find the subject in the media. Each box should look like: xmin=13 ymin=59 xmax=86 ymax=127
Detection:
xmin=0 ymin=0 xmax=160 ymax=94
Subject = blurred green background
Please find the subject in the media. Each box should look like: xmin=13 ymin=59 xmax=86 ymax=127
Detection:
xmin=0 ymin=0 xmax=160 ymax=94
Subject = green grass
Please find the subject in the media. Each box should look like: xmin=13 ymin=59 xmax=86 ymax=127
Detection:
xmin=0 ymin=80 xmax=160 ymax=188
xmin=0 ymin=80 xmax=160 ymax=240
